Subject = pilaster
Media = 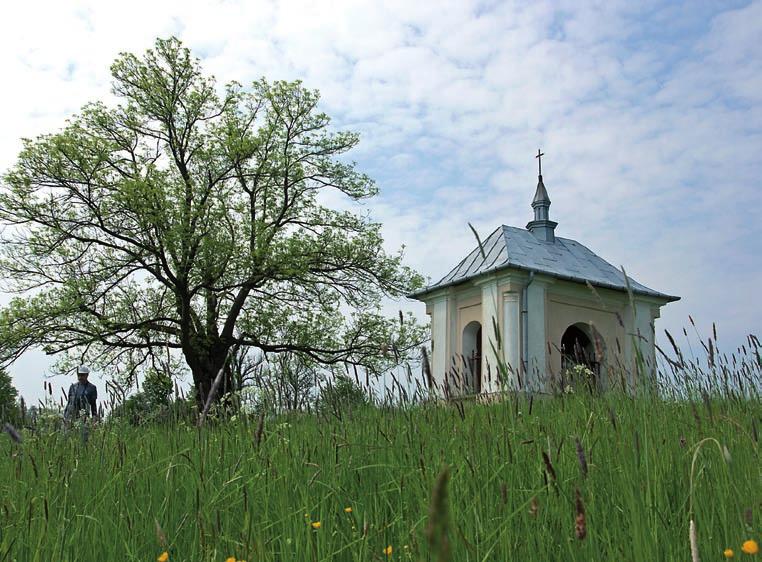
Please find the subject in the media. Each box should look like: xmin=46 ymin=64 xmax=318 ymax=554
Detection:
xmin=479 ymin=278 xmax=500 ymax=393
xmin=503 ymin=292 xmax=521 ymax=389
xmin=526 ymin=277 xmax=553 ymax=392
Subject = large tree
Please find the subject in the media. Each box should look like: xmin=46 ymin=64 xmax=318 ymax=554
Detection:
xmin=0 ymin=38 xmax=425 ymax=405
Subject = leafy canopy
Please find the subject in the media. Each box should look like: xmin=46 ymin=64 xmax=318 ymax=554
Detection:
xmin=0 ymin=37 xmax=425 ymax=392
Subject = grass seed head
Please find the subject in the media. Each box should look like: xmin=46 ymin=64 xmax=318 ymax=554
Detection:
xmin=575 ymin=437 xmax=588 ymax=478
xmin=425 ymin=465 xmax=451 ymax=561
xmin=689 ymin=519 xmax=700 ymax=562
xmin=575 ymin=489 xmax=586 ymax=540
xmin=254 ymin=413 xmax=265 ymax=448
xmin=154 ymin=519 xmax=167 ymax=548
xmin=541 ymin=451 xmax=557 ymax=482
xmin=2 ymin=424 xmax=21 ymax=444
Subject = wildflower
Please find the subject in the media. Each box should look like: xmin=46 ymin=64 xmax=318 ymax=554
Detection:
xmin=724 ymin=548 xmax=734 ymax=558
xmin=741 ymin=540 xmax=759 ymax=555
xmin=344 ymin=507 xmax=353 ymax=513
xmin=383 ymin=545 xmax=393 ymax=556
xmin=311 ymin=521 xmax=321 ymax=529
xmin=157 ymin=552 xmax=169 ymax=562
xmin=226 ymin=558 xmax=236 ymax=562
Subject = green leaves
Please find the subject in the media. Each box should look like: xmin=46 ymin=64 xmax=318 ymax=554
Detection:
xmin=0 ymin=36 xmax=425 ymax=395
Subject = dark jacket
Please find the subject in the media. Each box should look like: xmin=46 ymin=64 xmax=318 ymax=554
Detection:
xmin=64 ymin=381 xmax=98 ymax=419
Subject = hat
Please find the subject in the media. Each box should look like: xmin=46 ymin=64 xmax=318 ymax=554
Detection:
xmin=77 ymin=365 xmax=90 ymax=375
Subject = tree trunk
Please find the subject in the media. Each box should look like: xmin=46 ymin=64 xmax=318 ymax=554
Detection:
xmin=184 ymin=343 xmax=232 ymax=411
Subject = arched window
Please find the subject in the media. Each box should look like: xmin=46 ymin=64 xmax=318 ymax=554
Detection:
xmin=561 ymin=323 xmax=604 ymax=391
xmin=462 ymin=321 xmax=482 ymax=394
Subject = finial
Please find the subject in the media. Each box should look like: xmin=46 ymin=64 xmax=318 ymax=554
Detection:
xmin=527 ymin=148 xmax=557 ymax=242
xmin=535 ymin=148 xmax=545 ymax=176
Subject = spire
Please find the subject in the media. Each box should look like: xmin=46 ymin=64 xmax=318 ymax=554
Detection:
xmin=526 ymin=149 xmax=558 ymax=242
xmin=532 ymin=174 xmax=551 ymax=215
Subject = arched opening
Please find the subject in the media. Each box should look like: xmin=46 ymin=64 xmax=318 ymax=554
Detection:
xmin=462 ymin=321 xmax=482 ymax=394
xmin=561 ymin=323 xmax=604 ymax=391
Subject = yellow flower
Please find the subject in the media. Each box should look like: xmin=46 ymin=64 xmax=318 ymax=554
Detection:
xmin=311 ymin=521 xmax=321 ymax=529
xmin=383 ymin=545 xmax=393 ymax=556
xmin=344 ymin=507 xmax=353 ymax=513
xmin=157 ymin=553 xmax=169 ymax=562
xmin=741 ymin=540 xmax=759 ymax=555
xmin=725 ymin=548 xmax=735 ymax=558
xmin=226 ymin=558 xmax=236 ymax=562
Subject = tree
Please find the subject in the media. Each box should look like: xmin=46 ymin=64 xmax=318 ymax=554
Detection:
xmin=0 ymin=368 xmax=19 ymax=422
xmin=258 ymin=352 xmax=323 ymax=412
xmin=226 ymin=346 xmax=320 ymax=414
xmin=142 ymin=369 xmax=173 ymax=407
xmin=0 ymin=37 xmax=425 ymax=407
xmin=269 ymin=353 xmax=321 ymax=412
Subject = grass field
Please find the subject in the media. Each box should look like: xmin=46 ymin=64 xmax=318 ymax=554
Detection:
xmin=1 ymin=386 xmax=760 ymax=561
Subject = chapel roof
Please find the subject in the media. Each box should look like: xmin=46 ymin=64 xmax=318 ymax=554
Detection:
xmin=409 ymin=225 xmax=680 ymax=302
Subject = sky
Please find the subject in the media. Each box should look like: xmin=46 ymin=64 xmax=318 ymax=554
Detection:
xmin=1 ymin=0 xmax=760 ymax=404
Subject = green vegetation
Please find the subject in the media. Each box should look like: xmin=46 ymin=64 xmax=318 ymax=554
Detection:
xmin=0 ymin=36 xmax=424 ymax=405
xmin=0 ymin=367 xmax=20 ymax=424
xmin=1 ymin=388 xmax=759 ymax=561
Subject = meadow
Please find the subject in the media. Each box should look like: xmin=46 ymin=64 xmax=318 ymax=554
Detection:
xmin=1 ymin=380 xmax=760 ymax=561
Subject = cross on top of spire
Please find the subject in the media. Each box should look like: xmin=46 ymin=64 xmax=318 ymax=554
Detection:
xmin=535 ymin=148 xmax=545 ymax=176
xmin=528 ymin=147 xmax=556 ymax=242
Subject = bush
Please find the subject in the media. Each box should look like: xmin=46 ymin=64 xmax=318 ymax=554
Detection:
xmin=109 ymin=392 xmax=154 ymax=425
xmin=143 ymin=369 xmax=173 ymax=408
xmin=109 ymin=391 xmax=197 ymax=426
xmin=28 ymin=405 xmax=64 ymax=432
xmin=318 ymin=375 xmax=369 ymax=417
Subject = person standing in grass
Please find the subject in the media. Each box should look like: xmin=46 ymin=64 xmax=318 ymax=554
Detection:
xmin=63 ymin=366 xmax=98 ymax=421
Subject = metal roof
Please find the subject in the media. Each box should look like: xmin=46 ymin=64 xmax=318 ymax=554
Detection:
xmin=532 ymin=175 xmax=551 ymax=206
xmin=410 ymin=225 xmax=680 ymax=302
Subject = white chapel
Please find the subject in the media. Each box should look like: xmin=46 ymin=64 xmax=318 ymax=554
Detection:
xmin=410 ymin=153 xmax=679 ymax=395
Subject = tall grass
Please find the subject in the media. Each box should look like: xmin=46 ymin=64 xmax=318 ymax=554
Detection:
xmin=1 ymin=381 xmax=759 ymax=561
xmin=1 ymin=321 xmax=759 ymax=561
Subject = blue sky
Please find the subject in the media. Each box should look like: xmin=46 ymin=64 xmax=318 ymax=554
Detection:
xmin=1 ymin=0 xmax=760 ymax=403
